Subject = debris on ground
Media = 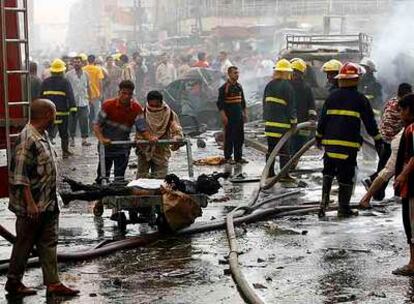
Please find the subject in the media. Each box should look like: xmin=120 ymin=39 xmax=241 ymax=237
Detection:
xmin=252 ymin=283 xmax=267 ymax=289
xmin=193 ymin=156 xmax=226 ymax=166
xmin=325 ymin=247 xmax=371 ymax=253
xmin=196 ymin=138 xmax=207 ymax=148
xmin=211 ymin=196 xmax=230 ymax=203
xmin=263 ymin=222 xmax=302 ymax=236
xmin=368 ymin=291 xmax=387 ymax=298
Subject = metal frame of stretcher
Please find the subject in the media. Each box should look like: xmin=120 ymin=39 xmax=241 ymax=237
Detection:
xmin=94 ymin=139 xmax=198 ymax=230
xmin=99 ymin=194 xmax=208 ymax=231
xmin=98 ymin=138 xmax=194 ymax=183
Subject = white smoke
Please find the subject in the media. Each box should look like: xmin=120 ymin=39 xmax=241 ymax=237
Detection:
xmin=371 ymin=1 xmax=414 ymax=97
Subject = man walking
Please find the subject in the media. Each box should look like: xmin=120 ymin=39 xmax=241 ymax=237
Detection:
xmin=66 ymin=56 xmax=91 ymax=147
xmin=5 ymin=99 xmax=79 ymax=297
xmin=83 ymin=54 xmax=105 ymax=132
xmin=132 ymin=52 xmax=148 ymax=100
xmin=103 ymin=55 xmax=123 ymax=100
xmin=40 ymin=59 xmax=76 ymax=158
xmin=217 ymin=66 xmax=248 ymax=164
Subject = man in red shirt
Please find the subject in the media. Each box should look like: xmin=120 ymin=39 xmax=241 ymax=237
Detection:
xmin=93 ymin=80 xmax=156 ymax=183
xmin=193 ymin=52 xmax=209 ymax=68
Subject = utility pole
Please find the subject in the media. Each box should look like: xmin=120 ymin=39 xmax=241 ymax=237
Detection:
xmin=133 ymin=0 xmax=138 ymax=46
xmin=133 ymin=0 xmax=144 ymax=48
xmin=195 ymin=0 xmax=203 ymax=35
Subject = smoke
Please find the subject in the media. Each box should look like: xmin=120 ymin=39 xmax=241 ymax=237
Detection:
xmin=371 ymin=1 xmax=414 ymax=97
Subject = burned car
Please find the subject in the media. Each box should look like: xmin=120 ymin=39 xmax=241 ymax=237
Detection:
xmin=162 ymin=68 xmax=224 ymax=135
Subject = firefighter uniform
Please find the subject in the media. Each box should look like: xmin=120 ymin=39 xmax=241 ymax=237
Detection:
xmin=317 ymin=87 xmax=380 ymax=179
xmin=317 ymin=63 xmax=381 ymax=217
xmin=359 ymin=58 xmax=383 ymax=112
xmin=263 ymin=77 xmax=297 ymax=177
xmin=40 ymin=73 xmax=76 ymax=155
xmin=322 ymin=59 xmax=343 ymax=93
xmin=217 ymin=81 xmax=246 ymax=162
xmin=290 ymin=59 xmax=316 ymax=157
xmin=358 ymin=73 xmax=383 ymax=112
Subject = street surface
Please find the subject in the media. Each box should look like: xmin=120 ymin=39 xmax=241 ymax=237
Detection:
xmin=0 ymin=133 xmax=411 ymax=303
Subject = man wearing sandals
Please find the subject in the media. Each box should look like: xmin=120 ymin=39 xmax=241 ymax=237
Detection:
xmin=5 ymin=99 xmax=79 ymax=297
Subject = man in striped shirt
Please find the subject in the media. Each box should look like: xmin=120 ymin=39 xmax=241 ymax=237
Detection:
xmin=362 ymin=83 xmax=411 ymax=200
xmin=217 ymin=66 xmax=248 ymax=164
xmin=6 ymin=99 xmax=79 ymax=297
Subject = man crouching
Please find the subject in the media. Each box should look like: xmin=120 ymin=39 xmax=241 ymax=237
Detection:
xmin=5 ymin=99 xmax=79 ymax=297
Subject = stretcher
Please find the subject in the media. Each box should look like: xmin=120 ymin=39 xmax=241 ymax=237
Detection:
xmin=99 ymin=193 xmax=208 ymax=232
xmin=93 ymin=139 xmax=200 ymax=232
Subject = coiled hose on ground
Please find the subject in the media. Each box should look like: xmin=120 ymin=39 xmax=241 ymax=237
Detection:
xmin=226 ymin=122 xmax=317 ymax=304
xmin=0 ymin=121 xmax=324 ymax=304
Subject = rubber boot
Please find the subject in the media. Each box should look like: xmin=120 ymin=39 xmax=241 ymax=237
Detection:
xmin=318 ymin=175 xmax=333 ymax=218
xmin=337 ymin=183 xmax=358 ymax=217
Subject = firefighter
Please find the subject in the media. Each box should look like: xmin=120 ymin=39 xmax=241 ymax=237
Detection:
xmin=359 ymin=57 xmax=383 ymax=112
xmin=317 ymin=62 xmax=383 ymax=217
xmin=217 ymin=66 xmax=248 ymax=164
xmin=40 ymin=59 xmax=76 ymax=158
xmin=321 ymin=59 xmax=343 ymax=92
xmin=290 ymin=58 xmax=317 ymax=162
xmin=263 ymin=59 xmax=297 ymax=179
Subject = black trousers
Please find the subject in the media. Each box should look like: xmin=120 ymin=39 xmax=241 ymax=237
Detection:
xmin=96 ymin=152 xmax=130 ymax=183
xmin=369 ymin=142 xmax=392 ymax=200
xmin=322 ymin=155 xmax=356 ymax=185
xmin=48 ymin=115 xmax=69 ymax=151
xmin=402 ymin=198 xmax=413 ymax=244
xmin=266 ymin=136 xmax=290 ymax=177
xmin=224 ymin=120 xmax=244 ymax=161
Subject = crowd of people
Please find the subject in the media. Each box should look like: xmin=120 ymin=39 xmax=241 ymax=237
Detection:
xmin=5 ymin=47 xmax=414 ymax=297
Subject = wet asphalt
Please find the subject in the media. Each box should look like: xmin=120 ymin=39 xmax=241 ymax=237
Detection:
xmin=0 ymin=132 xmax=412 ymax=304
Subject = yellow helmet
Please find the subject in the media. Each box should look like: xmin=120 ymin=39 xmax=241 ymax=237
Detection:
xmin=290 ymin=58 xmax=307 ymax=73
xmin=322 ymin=59 xmax=343 ymax=72
xmin=274 ymin=59 xmax=293 ymax=72
xmin=79 ymin=53 xmax=88 ymax=62
xmin=112 ymin=53 xmax=122 ymax=61
xmin=50 ymin=58 xmax=66 ymax=73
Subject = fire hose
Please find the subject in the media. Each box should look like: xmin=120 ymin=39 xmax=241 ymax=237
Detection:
xmin=0 ymin=121 xmax=364 ymax=304
xmin=226 ymin=121 xmax=317 ymax=304
xmin=0 ymin=197 xmax=320 ymax=273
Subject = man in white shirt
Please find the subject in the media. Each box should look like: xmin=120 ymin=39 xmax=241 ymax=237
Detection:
xmin=66 ymin=56 xmax=91 ymax=147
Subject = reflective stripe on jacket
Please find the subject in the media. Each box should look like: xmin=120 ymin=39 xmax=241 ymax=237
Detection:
xmin=317 ymin=86 xmax=380 ymax=159
xmin=40 ymin=75 xmax=76 ymax=114
xmin=263 ymin=79 xmax=296 ymax=138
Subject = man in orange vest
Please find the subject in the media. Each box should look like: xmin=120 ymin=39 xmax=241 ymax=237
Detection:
xmin=216 ymin=66 xmax=248 ymax=164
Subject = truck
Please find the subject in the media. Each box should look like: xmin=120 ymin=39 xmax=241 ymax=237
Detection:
xmin=279 ymin=33 xmax=373 ymax=106
xmin=0 ymin=0 xmax=31 ymax=198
